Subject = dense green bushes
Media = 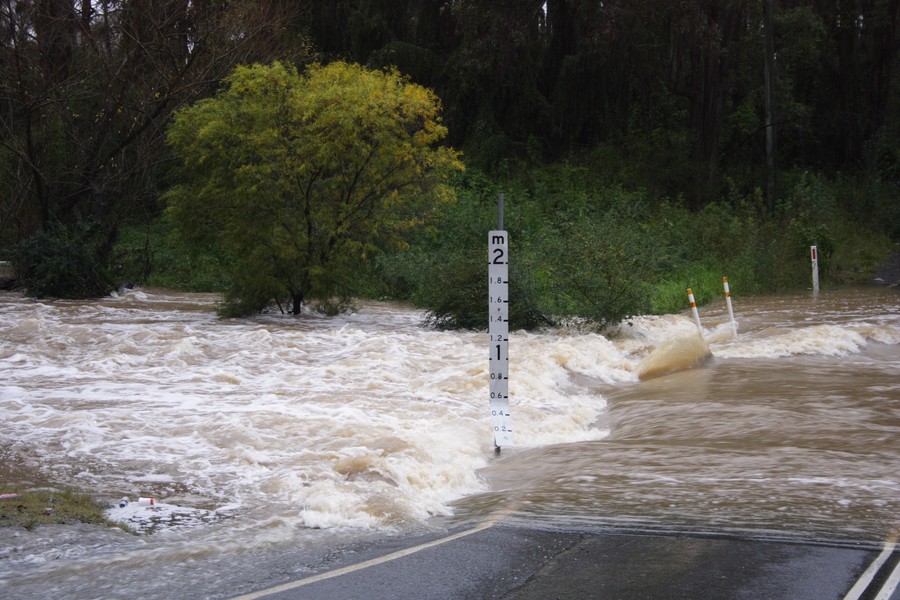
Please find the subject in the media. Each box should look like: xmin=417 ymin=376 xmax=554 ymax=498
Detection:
xmin=376 ymin=166 xmax=893 ymax=330
xmin=107 ymin=163 xmax=893 ymax=329
xmin=114 ymin=219 xmax=229 ymax=293
xmin=10 ymin=222 xmax=114 ymax=299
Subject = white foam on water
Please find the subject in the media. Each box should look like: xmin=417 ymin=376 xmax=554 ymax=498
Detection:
xmin=606 ymin=313 xmax=700 ymax=356
xmin=0 ymin=291 xmax=618 ymax=532
xmin=2 ymin=287 xmax=897 ymax=537
xmin=715 ymin=324 xmax=876 ymax=359
xmin=614 ymin=287 xmax=900 ymax=363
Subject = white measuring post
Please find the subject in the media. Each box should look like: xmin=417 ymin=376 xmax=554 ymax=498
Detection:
xmin=488 ymin=193 xmax=513 ymax=450
xmin=810 ymin=245 xmax=820 ymax=293
xmin=723 ymin=277 xmax=738 ymax=336
xmin=687 ymin=288 xmax=703 ymax=336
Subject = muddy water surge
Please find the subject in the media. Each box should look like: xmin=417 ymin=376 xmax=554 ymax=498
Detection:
xmin=451 ymin=287 xmax=900 ymax=544
xmin=0 ymin=286 xmax=897 ymax=598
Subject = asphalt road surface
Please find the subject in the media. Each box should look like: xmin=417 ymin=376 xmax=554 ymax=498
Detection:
xmin=230 ymin=524 xmax=900 ymax=600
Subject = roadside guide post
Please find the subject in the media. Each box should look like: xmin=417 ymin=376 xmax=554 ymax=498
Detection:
xmin=811 ymin=245 xmax=820 ymax=293
xmin=687 ymin=288 xmax=703 ymax=336
xmin=723 ymin=277 xmax=738 ymax=336
xmin=488 ymin=193 xmax=513 ymax=451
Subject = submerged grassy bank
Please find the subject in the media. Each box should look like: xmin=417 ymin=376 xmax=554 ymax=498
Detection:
xmin=0 ymin=488 xmax=119 ymax=531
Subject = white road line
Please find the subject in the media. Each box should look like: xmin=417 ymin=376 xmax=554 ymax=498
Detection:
xmin=843 ymin=541 xmax=897 ymax=600
xmin=230 ymin=520 xmax=496 ymax=600
xmin=873 ymin=551 xmax=900 ymax=600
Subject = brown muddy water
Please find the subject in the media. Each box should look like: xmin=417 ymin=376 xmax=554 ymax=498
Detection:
xmin=0 ymin=285 xmax=897 ymax=598
xmin=448 ymin=287 xmax=899 ymax=545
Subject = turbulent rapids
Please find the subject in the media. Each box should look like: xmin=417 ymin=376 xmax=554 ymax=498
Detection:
xmin=1 ymin=287 xmax=897 ymax=532
xmin=636 ymin=332 xmax=712 ymax=380
xmin=1 ymin=285 xmax=898 ymax=598
xmin=0 ymin=289 xmax=616 ymax=531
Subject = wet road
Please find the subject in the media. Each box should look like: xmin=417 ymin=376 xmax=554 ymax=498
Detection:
xmin=230 ymin=524 xmax=900 ymax=600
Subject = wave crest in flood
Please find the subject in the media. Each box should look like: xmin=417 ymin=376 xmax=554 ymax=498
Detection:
xmin=636 ymin=333 xmax=712 ymax=380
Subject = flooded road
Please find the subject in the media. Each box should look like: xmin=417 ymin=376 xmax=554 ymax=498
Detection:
xmin=448 ymin=288 xmax=899 ymax=544
xmin=1 ymin=285 xmax=898 ymax=598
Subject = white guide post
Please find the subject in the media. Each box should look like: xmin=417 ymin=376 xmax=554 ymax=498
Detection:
xmin=723 ymin=277 xmax=738 ymax=336
xmin=811 ymin=245 xmax=820 ymax=293
xmin=687 ymin=288 xmax=703 ymax=336
xmin=488 ymin=195 xmax=513 ymax=449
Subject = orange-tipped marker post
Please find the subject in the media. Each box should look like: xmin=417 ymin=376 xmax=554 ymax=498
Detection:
xmin=687 ymin=288 xmax=703 ymax=336
xmin=723 ymin=277 xmax=738 ymax=336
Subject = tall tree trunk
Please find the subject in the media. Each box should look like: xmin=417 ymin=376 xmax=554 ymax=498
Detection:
xmin=689 ymin=1 xmax=746 ymax=204
xmin=764 ymin=0 xmax=777 ymax=214
xmin=864 ymin=0 xmax=899 ymax=141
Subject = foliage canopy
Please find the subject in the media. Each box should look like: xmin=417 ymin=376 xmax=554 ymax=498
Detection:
xmin=1 ymin=0 xmax=309 ymax=297
xmin=5 ymin=1 xmax=895 ymax=309
xmin=164 ymin=61 xmax=463 ymax=316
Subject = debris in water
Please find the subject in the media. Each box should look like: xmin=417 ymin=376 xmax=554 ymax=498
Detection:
xmin=106 ymin=498 xmax=230 ymax=535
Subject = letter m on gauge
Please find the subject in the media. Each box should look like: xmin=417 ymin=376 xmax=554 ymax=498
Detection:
xmin=488 ymin=230 xmax=513 ymax=447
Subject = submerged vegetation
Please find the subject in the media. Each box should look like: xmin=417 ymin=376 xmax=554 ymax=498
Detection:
xmin=0 ymin=489 xmax=119 ymax=531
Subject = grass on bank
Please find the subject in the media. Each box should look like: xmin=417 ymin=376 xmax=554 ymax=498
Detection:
xmin=0 ymin=489 xmax=124 ymax=531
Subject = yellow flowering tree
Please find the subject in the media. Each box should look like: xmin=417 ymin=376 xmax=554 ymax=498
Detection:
xmin=164 ymin=61 xmax=463 ymax=316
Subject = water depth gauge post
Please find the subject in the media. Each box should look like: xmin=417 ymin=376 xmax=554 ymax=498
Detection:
xmin=488 ymin=193 xmax=513 ymax=450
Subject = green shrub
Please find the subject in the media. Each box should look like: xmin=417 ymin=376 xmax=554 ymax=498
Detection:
xmin=381 ymin=171 xmax=661 ymax=330
xmin=649 ymin=265 xmax=730 ymax=315
xmin=538 ymin=194 xmax=656 ymax=328
xmin=114 ymin=219 xmax=229 ymax=292
xmin=111 ymin=162 xmax=894 ymax=327
xmin=11 ymin=222 xmax=114 ymax=299
xmin=380 ymin=174 xmax=553 ymax=330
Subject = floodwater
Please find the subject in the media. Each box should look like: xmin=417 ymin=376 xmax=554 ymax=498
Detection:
xmin=0 ymin=285 xmax=898 ymax=598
